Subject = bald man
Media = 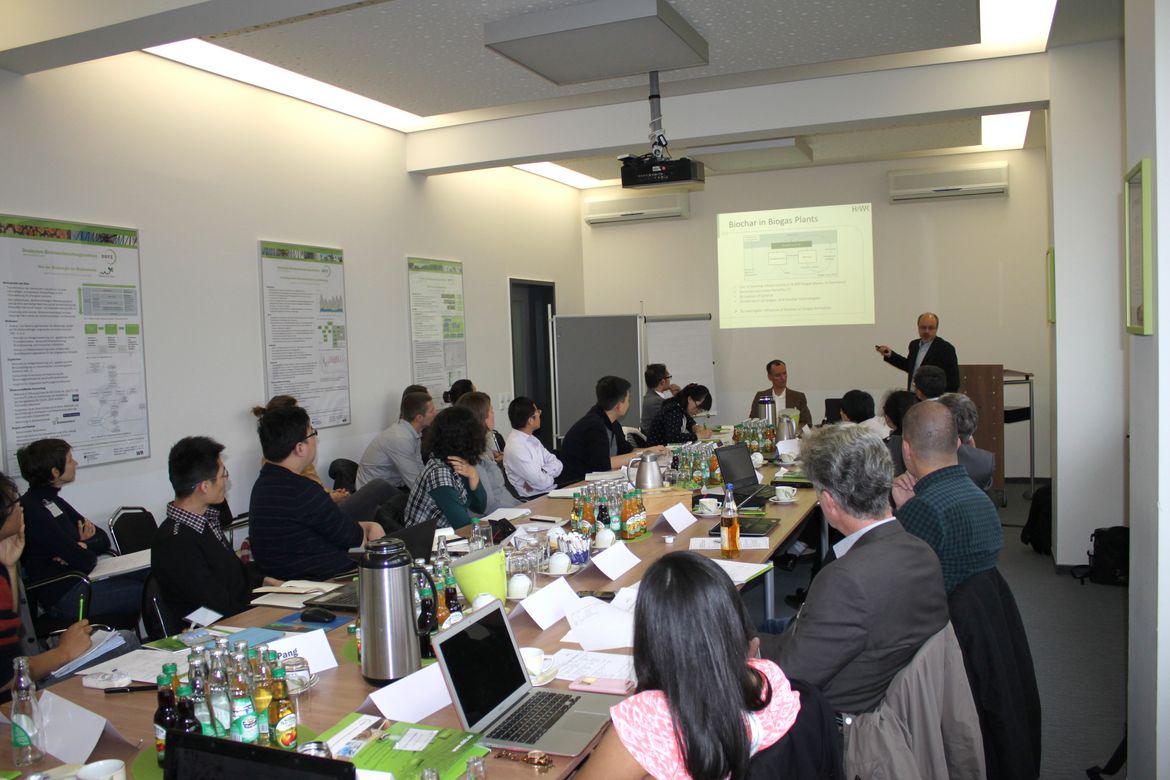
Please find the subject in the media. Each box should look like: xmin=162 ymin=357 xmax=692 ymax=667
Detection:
xmin=892 ymin=401 xmax=1002 ymax=593
xmin=876 ymin=312 xmax=960 ymax=393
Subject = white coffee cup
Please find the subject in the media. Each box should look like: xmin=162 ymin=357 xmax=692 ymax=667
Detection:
xmin=779 ymin=451 xmax=797 ymax=464
xmin=750 ymin=452 xmax=765 ymax=468
xmin=594 ymin=527 xmax=616 ymax=549
xmin=698 ymin=497 xmax=720 ymax=514
xmin=78 ymin=759 xmax=127 ymax=780
xmin=775 ymin=486 xmax=798 ymax=501
xmin=547 ymin=551 xmax=571 ymax=574
xmin=507 ymin=573 xmax=533 ymax=599
xmin=519 ymin=646 xmax=545 ymax=675
xmin=471 ymin=593 xmax=499 ymax=610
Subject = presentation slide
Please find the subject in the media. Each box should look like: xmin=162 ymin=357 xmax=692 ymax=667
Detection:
xmin=717 ymin=203 xmax=874 ymax=329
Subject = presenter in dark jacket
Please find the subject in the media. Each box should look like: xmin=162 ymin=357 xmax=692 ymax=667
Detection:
xmin=876 ymin=311 xmax=961 ymax=393
xmin=644 ymin=384 xmax=715 ymax=446
xmin=558 ymin=376 xmax=668 ymax=486
xmin=152 ymin=437 xmax=276 ymax=620
xmin=17 ymin=438 xmax=143 ymax=619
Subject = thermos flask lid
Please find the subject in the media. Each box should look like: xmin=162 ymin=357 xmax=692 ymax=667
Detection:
xmin=362 ymin=537 xmax=410 ymax=568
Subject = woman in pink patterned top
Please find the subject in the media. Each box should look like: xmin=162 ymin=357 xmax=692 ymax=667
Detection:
xmin=577 ymin=552 xmax=802 ymax=780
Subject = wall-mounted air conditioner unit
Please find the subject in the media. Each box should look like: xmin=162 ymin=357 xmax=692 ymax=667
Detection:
xmin=888 ymin=161 xmax=1009 ymax=202
xmin=583 ymin=190 xmax=690 ymax=225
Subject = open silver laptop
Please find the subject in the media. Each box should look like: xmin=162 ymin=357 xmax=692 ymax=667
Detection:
xmin=432 ymin=602 xmax=618 ymax=756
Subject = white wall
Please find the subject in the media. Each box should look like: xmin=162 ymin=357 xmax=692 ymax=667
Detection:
xmin=0 ymin=52 xmax=582 ymax=521
xmin=1123 ymin=0 xmax=1169 ymax=773
xmin=1047 ymin=41 xmax=1126 ymax=566
xmin=580 ymin=149 xmax=1052 ymax=477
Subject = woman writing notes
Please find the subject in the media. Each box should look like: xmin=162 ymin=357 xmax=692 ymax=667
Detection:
xmin=578 ymin=552 xmax=841 ymax=780
xmin=644 ymin=384 xmax=714 ymax=446
xmin=403 ymin=406 xmax=487 ymax=529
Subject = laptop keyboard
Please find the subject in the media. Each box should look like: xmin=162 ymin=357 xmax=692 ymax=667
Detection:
xmin=307 ymin=583 xmax=358 ymax=611
xmin=485 ymin=690 xmax=579 ymax=745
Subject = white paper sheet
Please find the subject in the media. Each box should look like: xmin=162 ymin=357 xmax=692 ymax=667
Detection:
xmin=546 ymin=487 xmax=578 ymax=499
xmin=88 ymin=549 xmax=151 ymax=581
xmin=82 ymin=648 xmax=190 ymax=684
xmin=511 ymin=576 xmax=579 ymax=630
xmin=549 ymin=649 xmax=635 ymax=683
xmin=660 ymin=502 xmax=697 ymax=532
xmin=609 ymin=583 xmax=640 ymax=613
xmin=367 ymin=663 xmax=451 ymax=721
xmin=267 ymin=629 xmax=337 ymax=674
xmin=480 ymin=507 xmax=532 ymax=522
xmin=51 ymin=630 xmax=126 ymax=677
xmin=565 ymin=597 xmax=634 ymax=651
xmin=585 ymin=470 xmax=625 ymax=481
xmin=590 ymin=541 xmax=640 ymax=581
xmin=711 ymin=559 xmax=774 ymax=585
xmin=689 ymin=537 xmax=771 ymax=551
xmin=39 ymin=689 xmax=129 ymax=765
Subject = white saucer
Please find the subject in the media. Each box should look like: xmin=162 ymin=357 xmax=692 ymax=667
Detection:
xmin=692 ymin=509 xmax=721 ymax=517
xmin=529 ymin=661 xmax=559 ymax=686
xmin=769 ymin=495 xmax=798 ymax=505
xmin=538 ymin=562 xmax=583 ymax=576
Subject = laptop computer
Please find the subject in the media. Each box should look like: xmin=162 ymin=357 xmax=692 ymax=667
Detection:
xmin=433 ymin=602 xmax=618 ymax=756
xmin=714 ymin=443 xmax=776 ymax=507
xmin=165 ymin=729 xmax=355 ymax=779
xmin=311 ymin=520 xmax=438 ymax=611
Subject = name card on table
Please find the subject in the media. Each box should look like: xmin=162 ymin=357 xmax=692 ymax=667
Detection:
xmin=511 ymin=576 xmax=579 ymax=630
xmin=660 ymin=503 xmax=697 ymax=533
xmin=267 ymin=629 xmax=338 ymax=674
xmin=590 ymin=541 xmax=640 ymax=581
xmin=17 ymin=690 xmax=132 ymax=765
xmin=367 ymin=663 xmax=451 ymax=722
xmin=565 ymin=597 xmax=634 ymax=652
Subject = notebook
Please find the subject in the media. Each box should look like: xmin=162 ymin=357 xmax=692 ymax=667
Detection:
xmin=714 ymin=443 xmax=776 ymax=507
xmin=432 ymin=602 xmax=617 ymax=756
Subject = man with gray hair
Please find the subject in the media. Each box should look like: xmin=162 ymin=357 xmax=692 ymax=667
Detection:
xmin=937 ymin=393 xmax=995 ymax=490
xmin=757 ymin=424 xmax=948 ymax=714
xmin=894 ymin=401 xmax=1003 ymax=593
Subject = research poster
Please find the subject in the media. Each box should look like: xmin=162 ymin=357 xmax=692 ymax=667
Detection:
xmin=0 ymin=215 xmax=149 ymax=473
xmin=717 ymin=202 xmax=875 ymax=329
xmin=260 ymin=241 xmax=351 ymax=428
xmin=407 ymin=257 xmax=467 ymax=392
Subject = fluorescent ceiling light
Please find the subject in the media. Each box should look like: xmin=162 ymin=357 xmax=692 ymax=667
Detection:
xmin=514 ymin=162 xmax=611 ymax=189
xmin=981 ymin=111 xmax=1031 ymax=149
xmin=979 ymin=0 xmax=1057 ymax=48
xmin=145 ymin=39 xmax=422 ymax=132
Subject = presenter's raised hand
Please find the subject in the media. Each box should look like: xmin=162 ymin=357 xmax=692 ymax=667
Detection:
xmin=875 ymin=344 xmax=892 ymax=358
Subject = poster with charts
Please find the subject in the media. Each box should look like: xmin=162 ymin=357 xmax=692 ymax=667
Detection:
xmin=260 ymin=240 xmax=351 ymax=428
xmin=0 ymin=215 xmax=150 ymax=473
xmin=407 ymin=257 xmax=467 ymax=393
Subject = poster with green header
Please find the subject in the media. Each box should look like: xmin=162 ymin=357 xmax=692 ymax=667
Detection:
xmin=260 ymin=241 xmax=351 ymax=428
xmin=407 ymin=257 xmax=467 ymax=394
xmin=0 ymin=215 xmax=149 ymax=473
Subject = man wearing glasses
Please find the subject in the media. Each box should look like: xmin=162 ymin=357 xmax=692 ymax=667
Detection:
xmin=641 ymin=364 xmax=680 ymax=432
xmin=152 ymin=436 xmax=278 ymax=619
xmin=249 ymin=406 xmax=385 ymax=580
xmin=502 ymin=397 xmax=563 ymax=498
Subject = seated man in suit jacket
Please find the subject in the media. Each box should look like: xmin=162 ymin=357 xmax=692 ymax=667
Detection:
xmin=937 ymin=393 xmax=995 ymax=490
xmin=747 ymin=359 xmax=813 ymax=431
xmin=876 ymin=311 xmax=961 ymax=393
xmin=757 ymin=423 xmax=949 ymax=715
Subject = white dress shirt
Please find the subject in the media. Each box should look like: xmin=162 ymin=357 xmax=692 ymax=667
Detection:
xmin=833 ymin=516 xmax=897 ymax=559
xmin=503 ymin=429 xmax=563 ymax=497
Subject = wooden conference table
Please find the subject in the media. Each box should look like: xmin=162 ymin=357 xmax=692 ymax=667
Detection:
xmin=16 ymin=476 xmax=817 ymax=778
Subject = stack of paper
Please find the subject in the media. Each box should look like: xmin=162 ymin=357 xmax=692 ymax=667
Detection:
xmin=51 ymin=630 xmax=126 ymax=678
xmin=251 ymin=579 xmax=344 ymax=608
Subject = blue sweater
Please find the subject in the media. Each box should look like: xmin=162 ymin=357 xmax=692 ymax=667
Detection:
xmin=248 ymin=463 xmax=363 ymax=580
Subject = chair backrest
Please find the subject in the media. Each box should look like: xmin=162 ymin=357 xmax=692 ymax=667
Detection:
xmin=747 ymin=677 xmax=845 ymax=779
xmin=328 ymin=458 xmax=359 ymax=493
xmin=107 ymin=507 xmax=159 ymax=555
xmin=823 ymin=397 xmax=843 ymax=425
xmin=140 ymin=572 xmax=183 ymax=641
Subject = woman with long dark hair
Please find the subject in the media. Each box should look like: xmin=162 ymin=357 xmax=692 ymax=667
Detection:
xmin=403 ymin=406 xmax=487 ymax=529
xmin=578 ymin=552 xmax=802 ymax=780
xmin=456 ymin=392 xmax=520 ymax=515
xmin=644 ymin=383 xmax=714 ymax=446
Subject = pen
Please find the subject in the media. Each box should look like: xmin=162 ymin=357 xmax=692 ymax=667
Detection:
xmin=739 ymin=509 xmax=767 ymax=516
xmin=450 ymin=733 xmax=476 ymax=753
xmin=78 ymin=593 xmax=85 ymax=621
xmin=104 ymin=685 xmax=157 ymax=694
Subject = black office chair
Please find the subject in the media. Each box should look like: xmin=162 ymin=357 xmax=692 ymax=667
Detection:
xmin=328 ymin=458 xmax=359 ymax=493
xmin=626 ymin=430 xmax=648 ymax=449
xmin=25 ymin=571 xmax=92 ymax=640
xmin=823 ymin=397 xmax=843 ymax=425
xmin=140 ymin=572 xmax=183 ymax=641
xmin=107 ymin=506 xmax=158 ymax=555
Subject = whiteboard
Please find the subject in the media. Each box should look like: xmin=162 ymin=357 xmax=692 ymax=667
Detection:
xmin=551 ymin=315 xmax=643 ymax=439
xmin=646 ymin=315 xmax=718 ymax=415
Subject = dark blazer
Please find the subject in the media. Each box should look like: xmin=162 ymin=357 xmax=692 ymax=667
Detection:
xmin=958 ymin=444 xmax=995 ymax=490
xmin=884 ymin=336 xmax=960 ymax=393
xmin=758 ymin=520 xmax=949 ymax=714
xmin=748 ymin=387 xmax=813 ymax=431
xmin=641 ymin=389 xmax=665 ymax=432
xmin=557 ymin=405 xmax=633 ymax=486
xmin=20 ymin=486 xmax=112 ymax=608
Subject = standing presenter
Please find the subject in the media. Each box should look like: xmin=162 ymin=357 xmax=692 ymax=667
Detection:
xmin=876 ymin=311 xmax=960 ymax=393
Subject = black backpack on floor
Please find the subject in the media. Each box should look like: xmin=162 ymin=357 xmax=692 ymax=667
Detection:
xmin=1072 ymin=526 xmax=1129 ymax=586
xmin=1020 ymin=484 xmax=1052 ymax=555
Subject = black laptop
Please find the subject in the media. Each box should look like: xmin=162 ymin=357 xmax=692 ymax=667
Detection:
xmin=165 ymin=730 xmax=355 ymax=779
xmin=714 ymin=443 xmax=776 ymax=507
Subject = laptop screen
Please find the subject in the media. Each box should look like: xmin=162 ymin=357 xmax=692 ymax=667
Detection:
xmin=164 ymin=730 xmax=356 ymax=779
xmin=437 ymin=605 xmax=528 ymax=727
xmin=715 ymin=443 xmax=760 ymax=489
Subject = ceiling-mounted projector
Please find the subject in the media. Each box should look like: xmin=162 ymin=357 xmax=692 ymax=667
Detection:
xmin=620 ymin=155 xmax=704 ymax=188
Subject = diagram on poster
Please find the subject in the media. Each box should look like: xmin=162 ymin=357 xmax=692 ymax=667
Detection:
xmin=407 ymin=258 xmax=468 ymax=395
xmin=260 ymin=241 xmax=351 ymax=428
xmin=0 ymin=215 xmax=150 ymax=473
